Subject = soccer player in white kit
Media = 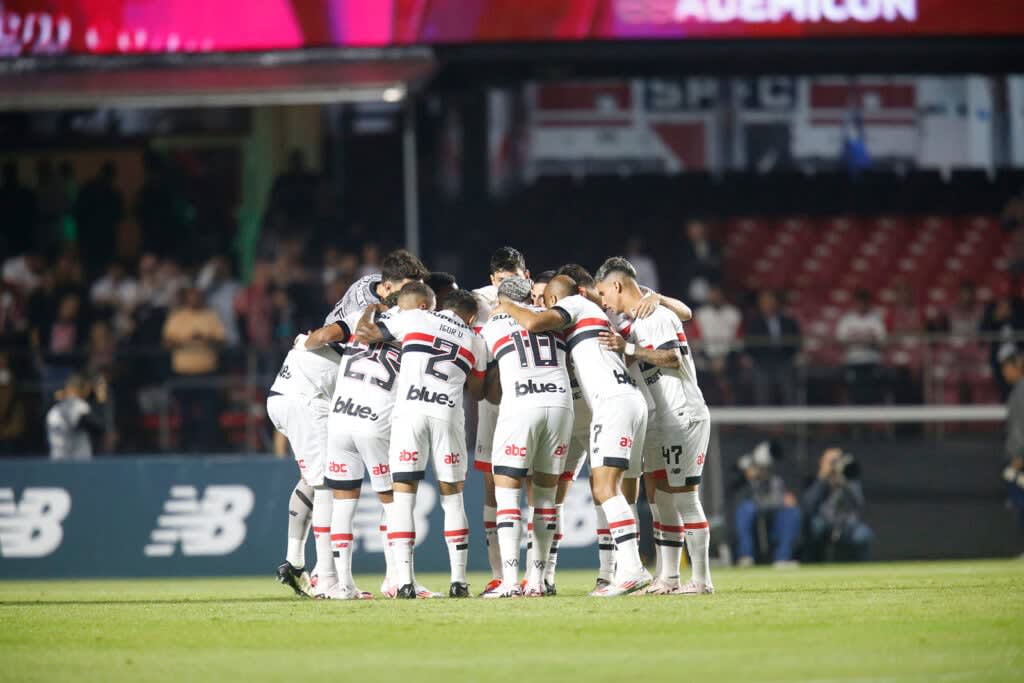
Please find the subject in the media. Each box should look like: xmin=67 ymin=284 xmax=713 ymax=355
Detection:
xmin=315 ymin=285 xmax=436 ymax=599
xmin=479 ymin=277 xmax=573 ymax=597
xmin=498 ymin=274 xmax=652 ymax=596
xmin=357 ymin=286 xmax=487 ymax=598
xmin=472 ymin=247 xmax=530 ymax=596
xmin=266 ymin=335 xmax=342 ymax=597
xmin=595 ymin=257 xmax=714 ymax=595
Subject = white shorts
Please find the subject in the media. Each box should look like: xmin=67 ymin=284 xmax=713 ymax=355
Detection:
xmin=491 ymin=406 xmax=573 ymax=479
xmin=644 ymin=418 xmax=711 ymax=488
xmin=589 ymin=394 xmax=647 ymax=476
xmin=267 ymin=393 xmax=328 ymax=487
xmin=473 ymin=398 xmax=500 ymax=473
xmin=325 ymin=428 xmax=393 ymax=493
xmin=389 ymin=414 xmax=468 ymax=484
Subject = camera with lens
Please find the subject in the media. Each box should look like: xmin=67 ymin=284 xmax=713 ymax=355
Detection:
xmin=829 ymin=451 xmax=860 ymax=482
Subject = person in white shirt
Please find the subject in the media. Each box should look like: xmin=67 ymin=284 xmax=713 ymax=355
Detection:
xmin=596 ymin=257 xmax=714 ymax=595
xmin=472 ymin=246 xmax=530 ymax=596
xmin=358 ymin=286 xmax=487 ymax=599
xmin=498 ymin=275 xmax=652 ymax=597
xmin=836 ymin=289 xmax=887 ymax=404
xmin=479 ymin=277 xmax=573 ymax=597
xmin=47 ymin=373 xmax=106 ymax=461
xmin=695 ymin=284 xmax=742 ymax=403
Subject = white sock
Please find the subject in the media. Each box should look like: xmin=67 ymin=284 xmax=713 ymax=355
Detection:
xmin=676 ymin=490 xmax=711 ymax=585
xmin=286 ymin=481 xmax=313 ymax=568
xmin=389 ymin=491 xmax=417 ymax=587
xmin=594 ymin=503 xmax=615 ymax=582
xmin=484 ymin=504 xmax=501 ymax=580
xmin=312 ymin=488 xmax=337 ymax=584
xmin=544 ymin=503 xmax=563 ymax=585
xmin=650 ymin=498 xmax=663 ymax=579
xmin=440 ymin=492 xmax=469 ymax=584
xmin=330 ymin=497 xmax=358 ymax=588
xmin=494 ymin=487 xmax=522 ymax=587
xmin=528 ymin=487 xmax=557 ymax=587
xmin=523 ymin=504 xmax=535 ymax=579
xmin=602 ymin=495 xmax=643 ymax=577
xmin=380 ymin=503 xmax=395 ymax=585
xmin=655 ymin=489 xmax=684 ymax=583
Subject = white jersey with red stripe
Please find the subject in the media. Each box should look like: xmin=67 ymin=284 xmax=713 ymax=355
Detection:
xmin=623 ymin=306 xmax=709 ymax=425
xmin=269 ymin=345 xmax=341 ymax=400
xmin=481 ymin=310 xmax=573 ymax=412
xmin=549 ymin=294 xmax=641 ymax=406
xmin=378 ymin=308 xmax=487 ymax=424
xmin=330 ymin=308 xmax=403 ymax=436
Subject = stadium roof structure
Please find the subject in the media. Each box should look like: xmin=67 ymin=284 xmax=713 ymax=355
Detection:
xmin=0 ymin=50 xmax=435 ymax=110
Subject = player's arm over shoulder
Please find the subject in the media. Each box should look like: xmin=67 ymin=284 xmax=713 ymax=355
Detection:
xmin=631 ymin=309 xmax=686 ymax=368
xmin=499 ymin=300 xmax=570 ymax=333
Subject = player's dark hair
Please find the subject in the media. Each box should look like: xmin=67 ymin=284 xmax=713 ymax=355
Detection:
xmin=440 ymin=289 xmax=479 ymax=318
xmin=489 ymin=246 xmax=526 ymax=275
xmin=556 ymin=264 xmax=594 ymax=289
xmin=594 ymin=256 xmax=638 ymax=282
xmin=534 ymin=269 xmax=556 ymax=285
xmin=398 ymin=281 xmax=435 ymax=306
xmin=425 ymin=271 xmax=458 ymax=292
xmin=381 ymin=249 xmax=429 ymax=284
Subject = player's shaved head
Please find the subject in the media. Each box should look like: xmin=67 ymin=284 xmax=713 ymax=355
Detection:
xmin=555 ymin=264 xmax=594 ymax=290
xmin=497 ymin=276 xmax=533 ymax=304
xmin=545 ymin=274 xmax=577 ymax=302
xmin=397 ymin=281 xmax=435 ymax=310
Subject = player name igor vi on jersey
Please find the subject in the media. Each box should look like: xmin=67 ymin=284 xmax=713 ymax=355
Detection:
xmin=377 ymin=308 xmax=487 ymax=422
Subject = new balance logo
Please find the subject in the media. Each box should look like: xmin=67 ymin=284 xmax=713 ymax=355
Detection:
xmin=406 ymin=385 xmax=455 ymax=407
xmin=514 ymin=380 xmax=565 ymax=396
xmin=144 ymin=485 xmax=254 ymax=557
xmin=278 ymin=364 xmax=291 ymax=379
xmin=0 ymin=487 xmax=71 ymax=558
xmin=613 ymin=369 xmax=637 ymax=387
xmin=333 ymin=396 xmax=380 ymax=421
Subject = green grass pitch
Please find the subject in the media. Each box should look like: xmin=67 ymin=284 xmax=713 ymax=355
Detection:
xmin=1 ymin=560 xmax=1021 ymax=683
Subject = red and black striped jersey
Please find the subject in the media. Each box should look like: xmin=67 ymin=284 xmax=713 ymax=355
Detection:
xmin=378 ymin=308 xmax=487 ymax=424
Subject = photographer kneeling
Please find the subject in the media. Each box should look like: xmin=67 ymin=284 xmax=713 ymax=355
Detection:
xmin=802 ymin=447 xmax=873 ymax=562
xmin=733 ymin=441 xmax=802 ymax=568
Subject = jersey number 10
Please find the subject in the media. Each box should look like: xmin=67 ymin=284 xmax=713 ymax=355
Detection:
xmin=511 ymin=332 xmax=559 ymax=368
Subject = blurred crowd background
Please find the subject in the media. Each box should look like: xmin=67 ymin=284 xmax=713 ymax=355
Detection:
xmin=1 ymin=142 xmax=1021 ymax=455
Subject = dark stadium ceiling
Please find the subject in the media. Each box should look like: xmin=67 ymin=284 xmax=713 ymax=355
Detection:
xmin=0 ymin=52 xmax=435 ymax=111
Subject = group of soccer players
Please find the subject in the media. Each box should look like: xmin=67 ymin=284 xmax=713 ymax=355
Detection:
xmin=266 ymin=246 xmax=713 ymax=599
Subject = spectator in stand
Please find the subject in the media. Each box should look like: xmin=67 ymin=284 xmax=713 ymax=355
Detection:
xmin=268 ymin=286 xmax=297 ymax=345
xmin=0 ymin=279 xmax=28 ymax=340
xmin=197 ymin=256 xmax=241 ymax=347
xmin=74 ymin=161 xmax=123 ymax=276
xmin=532 ymin=270 xmax=555 ymax=307
xmin=802 ymin=447 xmax=872 ymax=562
xmin=931 ymin=281 xmax=984 ymax=337
xmin=40 ymin=291 xmax=88 ymax=394
xmin=746 ymin=289 xmax=801 ymax=406
xmin=0 ymin=351 xmax=27 ymax=454
xmin=695 ymin=284 xmax=743 ymax=405
xmin=981 ymin=289 xmax=1024 ymax=400
xmin=2 ymin=249 xmax=45 ymax=295
xmin=837 ymin=289 xmax=887 ymax=404
xmin=90 ymin=262 xmax=140 ymax=339
xmin=732 ymin=441 xmax=802 ymax=568
xmin=676 ymin=219 xmax=722 ymax=305
xmin=163 ymin=286 xmax=225 ymax=452
xmin=624 ymin=237 xmax=660 ymax=292
xmin=0 ymin=161 xmax=36 ymax=255
xmin=58 ymin=161 xmax=77 ymax=243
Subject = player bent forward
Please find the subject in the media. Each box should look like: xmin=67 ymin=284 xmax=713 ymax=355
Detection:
xmin=358 ymin=286 xmax=487 ymax=599
xmin=480 ymin=277 xmax=573 ymax=597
